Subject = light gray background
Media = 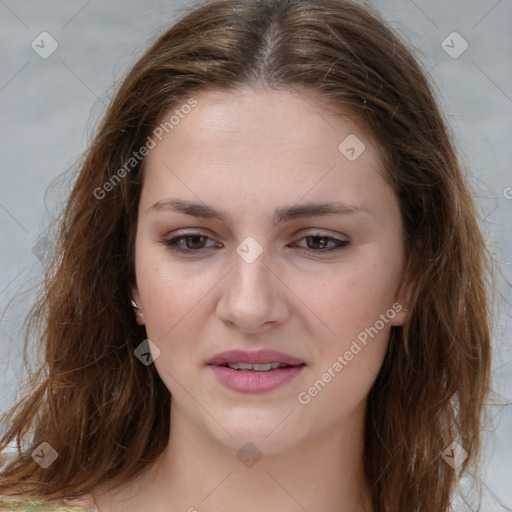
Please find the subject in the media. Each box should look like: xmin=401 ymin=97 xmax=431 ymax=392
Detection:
xmin=0 ymin=0 xmax=511 ymax=508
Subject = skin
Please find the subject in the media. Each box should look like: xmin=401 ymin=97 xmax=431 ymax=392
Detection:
xmin=92 ymin=86 xmax=411 ymax=512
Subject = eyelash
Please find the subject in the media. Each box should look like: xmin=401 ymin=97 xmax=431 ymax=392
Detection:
xmin=160 ymin=232 xmax=350 ymax=255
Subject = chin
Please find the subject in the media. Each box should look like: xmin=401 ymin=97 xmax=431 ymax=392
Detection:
xmin=208 ymin=413 xmax=304 ymax=456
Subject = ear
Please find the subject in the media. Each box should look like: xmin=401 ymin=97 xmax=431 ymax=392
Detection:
xmin=128 ymin=282 xmax=145 ymax=326
xmin=389 ymin=260 xmax=415 ymax=327
xmin=129 ymin=282 xmax=141 ymax=306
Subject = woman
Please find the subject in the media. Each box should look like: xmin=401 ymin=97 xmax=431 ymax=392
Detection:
xmin=0 ymin=0 xmax=493 ymax=510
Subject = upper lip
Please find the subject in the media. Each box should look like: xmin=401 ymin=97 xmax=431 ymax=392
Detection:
xmin=207 ymin=349 xmax=305 ymax=366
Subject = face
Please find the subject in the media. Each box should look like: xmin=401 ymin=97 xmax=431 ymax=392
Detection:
xmin=130 ymin=86 xmax=410 ymax=454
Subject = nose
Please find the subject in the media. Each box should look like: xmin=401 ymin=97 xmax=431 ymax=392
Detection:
xmin=215 ymin=247 xmax=290 ymax=334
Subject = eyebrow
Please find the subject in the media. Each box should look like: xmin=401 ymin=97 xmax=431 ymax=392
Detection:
xmin=148 ymin=198 xmax=369 ymax=224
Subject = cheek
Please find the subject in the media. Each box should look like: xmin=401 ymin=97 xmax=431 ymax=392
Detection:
xmin=134 ymin=249 xmax=221 ymax=365
xmin=139 ymin=270 xmax=203 ymax=341
xmin=292 ymin=255 xmax=400 ymax=341
xmin=137 ymin=267 xmax=209 ymax=385
xmin=293 ymin=265 xmax=395 ymax=415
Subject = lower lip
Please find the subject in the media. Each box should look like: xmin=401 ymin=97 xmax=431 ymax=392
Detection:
xmin=208 ymin=364 xmax=306 ymax=393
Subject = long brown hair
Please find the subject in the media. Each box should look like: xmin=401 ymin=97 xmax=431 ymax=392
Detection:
xmin=0 ymin=1 xmax=493 ymax=510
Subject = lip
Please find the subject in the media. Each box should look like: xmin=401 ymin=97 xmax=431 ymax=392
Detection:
xmin=208 ymin=364 xmax=306 ymax=393
xmin=206 ymin=349 xmax=305 ymax=366
xmin=206 ymin=349 xmax=306 ymax=393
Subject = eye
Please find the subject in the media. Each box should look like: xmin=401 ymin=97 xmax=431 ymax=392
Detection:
xmin=292 ymin=234 xmax=350 ymax=253
xmin=160 ymin=231 xmax=350 ymax=256
xmin=161 ymin=232 xmax=221 ymax=254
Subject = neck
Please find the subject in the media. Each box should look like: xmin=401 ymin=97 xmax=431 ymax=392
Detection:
xmin=94 ymin=400 xmax=372 ymax=512
xmin=134 ymin=402 xmax=370 ymax=511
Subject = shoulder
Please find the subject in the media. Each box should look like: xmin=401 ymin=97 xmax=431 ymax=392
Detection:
xmin=0 ymin=491 xmax=98 ymax=511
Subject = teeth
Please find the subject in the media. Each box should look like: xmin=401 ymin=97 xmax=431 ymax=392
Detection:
xmin=226 ymin=362 xmax=287 ymax=371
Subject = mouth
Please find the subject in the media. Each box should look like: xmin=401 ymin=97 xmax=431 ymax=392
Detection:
xmin=206 ymin=349 xmax=306 ymax=393
xmin=216 ymin=362 xmax=303 ymax=372
xmin=206 ymin=348 xmax=305 ymax=367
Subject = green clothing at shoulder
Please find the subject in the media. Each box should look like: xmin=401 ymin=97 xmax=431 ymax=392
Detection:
xmin=0 ymin=496 xmax=97 ymax=511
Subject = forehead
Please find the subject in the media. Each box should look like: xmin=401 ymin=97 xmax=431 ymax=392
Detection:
xmin=151 ymin=85 xmax=375 ymax=161
xmin=141 ymin=86 xmax=393 ymax=219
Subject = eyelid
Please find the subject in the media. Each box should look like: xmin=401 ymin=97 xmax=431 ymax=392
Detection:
xmin=160 ymin=229 xmax=350 ymax=255
xmin=161 ymin=230 xmax=220 ymax=253
xmin=290 ymin=232 xmax=350 ymax=252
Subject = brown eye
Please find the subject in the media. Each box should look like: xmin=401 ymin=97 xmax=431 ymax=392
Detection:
xmin=161 ymin=233 xmax=221 ymax=254
xmin=294 ymin=234 xmax=350 ymax=252
xmin=305 ymin=236 xmax=329 ymax=250
xmin=182 ymin=235 xmax=208 ymax=249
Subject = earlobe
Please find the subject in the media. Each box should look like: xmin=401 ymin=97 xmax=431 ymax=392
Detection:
xmin=129 ymin=285 xmax=145 ymax=326
xmin=391 ymin=261 xmax=414 ymax=326
xmin=389 ymin=303 xmax=409 ymax=327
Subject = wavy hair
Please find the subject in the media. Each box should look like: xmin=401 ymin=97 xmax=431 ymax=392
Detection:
xmin=0 ymin=1 xmax=493 ymax=510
